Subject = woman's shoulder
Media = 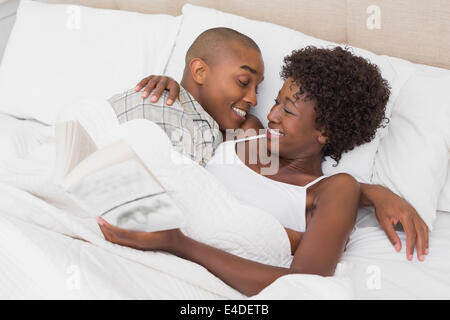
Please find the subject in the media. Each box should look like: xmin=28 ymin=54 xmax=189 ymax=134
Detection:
xmin=323 ymin=173 xmax=358 ymax=186
xmin=309 ymin=173 xmax=360 ymax=202
xmin=307 ymin=173 xmax=360 ymax=220
xmin=310 ymin=173 xmax=358 ymax=188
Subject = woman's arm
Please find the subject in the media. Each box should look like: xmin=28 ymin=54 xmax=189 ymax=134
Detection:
xmin=359 ymin=183 xmax=428 ymax=261
xmin=289 ymin=174 xmax=359 ymax=275
xmin=98 ymin=217 xmax=292 ymax=296
xmin=285 ymin=228 xmax=303 ymax=254
xmin=98 ymin=173 xmax=359 ymax=296
xmin=359 ymin=183 xmax=377 ymax=207
xmin=172 ymin=174 xmax=359 ymax=295
xmin=170 ymin=231 xmax=292 ymax=296
xmin=135 ymin=75 xmax=180 ymax=105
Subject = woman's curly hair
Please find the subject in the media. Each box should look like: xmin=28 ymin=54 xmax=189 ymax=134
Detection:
xmin=281 ymin=46 xmax=391 ymax=165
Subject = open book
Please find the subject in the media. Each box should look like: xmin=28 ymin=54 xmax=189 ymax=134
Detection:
xmin=54 ymin=120 xmax=185 ymax=232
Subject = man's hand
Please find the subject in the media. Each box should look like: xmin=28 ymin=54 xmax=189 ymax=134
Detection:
xmin=135 ymin=75 xmax=181 ymax=105
xmin=362 ymin=184 xmax=429 ymax=261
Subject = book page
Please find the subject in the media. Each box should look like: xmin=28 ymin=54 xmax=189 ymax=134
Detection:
xmin=66 ymin=158 xmax=185 ymax=232
xmin=54 ymin=120 xmax=98 ymax=183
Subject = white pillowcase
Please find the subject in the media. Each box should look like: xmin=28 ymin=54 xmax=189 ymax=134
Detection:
xmin=0 ymin=0 xmax=181 ymax=125
xmin=438 ymin=169 xmax=450 ymax=213
xmin=0 ymin=114 xmax=51 ymax=162
xmin=164 ymin=4 xmax=413 ymax=183
xmin=372 ymin=68 xmax=450 ymax=230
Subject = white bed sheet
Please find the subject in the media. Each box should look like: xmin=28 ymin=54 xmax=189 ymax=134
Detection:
xmin=0 ymin=206 xmax=234 ymax=299
xmin=1 ymin=113 xmax=449 ymax=299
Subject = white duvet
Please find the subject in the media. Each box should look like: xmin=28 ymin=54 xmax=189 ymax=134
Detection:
xmin=0 ymin=106 xmax=449 ymax=300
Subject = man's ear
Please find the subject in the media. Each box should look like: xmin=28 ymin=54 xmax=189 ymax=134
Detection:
xmin=189 ymin=58 xmax=207 ymax=85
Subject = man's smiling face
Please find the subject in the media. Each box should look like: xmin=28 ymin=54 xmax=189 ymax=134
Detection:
xmin=199 ymin=41 xmax=265 ymax=131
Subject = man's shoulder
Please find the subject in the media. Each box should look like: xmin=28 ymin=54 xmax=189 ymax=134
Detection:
xmin=178 ymin=87 xmax=221 ymax=131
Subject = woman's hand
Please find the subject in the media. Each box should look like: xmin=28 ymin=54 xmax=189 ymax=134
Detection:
xmin=135 ymin=75 xmax=181 ymax=105
xmin=364 ymin=185 xmax=429 ymax=261
xmin=96 ymin=216 xmax=181 ymax=252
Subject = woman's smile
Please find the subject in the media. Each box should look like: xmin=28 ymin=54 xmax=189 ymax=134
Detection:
xmin=266 ymin=127 xmax=284 ymax=139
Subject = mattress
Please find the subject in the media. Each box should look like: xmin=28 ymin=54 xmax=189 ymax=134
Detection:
xmin=0 ymin=112 xmax=449 ymax=299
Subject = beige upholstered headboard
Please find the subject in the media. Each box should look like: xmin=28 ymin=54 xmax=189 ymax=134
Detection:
xmin=42 ymin=0 xmax=450 ymax=70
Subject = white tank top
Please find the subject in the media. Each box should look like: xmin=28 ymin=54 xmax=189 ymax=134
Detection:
xmin=205 ymin=136 xmax=327 ymax=232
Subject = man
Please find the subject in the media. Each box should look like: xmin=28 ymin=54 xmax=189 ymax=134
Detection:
xmin=109 ymin=27 xmax=263 ymax=166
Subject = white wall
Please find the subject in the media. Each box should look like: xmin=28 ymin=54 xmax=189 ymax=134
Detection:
xmin=0 ymin=0 xmax=20 ymax=64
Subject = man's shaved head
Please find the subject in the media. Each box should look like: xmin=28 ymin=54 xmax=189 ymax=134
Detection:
xmin=185 ymin=27 xmax=261 ymax=66
xmin=181 ymin=27 xmax=264 ymax=131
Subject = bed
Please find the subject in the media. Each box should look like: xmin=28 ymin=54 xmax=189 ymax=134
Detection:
xmin=0 ymin=0 xmax=449 ymax=299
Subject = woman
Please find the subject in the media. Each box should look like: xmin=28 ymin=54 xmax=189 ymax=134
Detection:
xmin=97 ymin=46 xmax=425 ymax=296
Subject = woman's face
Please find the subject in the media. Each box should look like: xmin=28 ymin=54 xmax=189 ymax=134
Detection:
xmin=266 ymin=77 xmax=326 ymax=159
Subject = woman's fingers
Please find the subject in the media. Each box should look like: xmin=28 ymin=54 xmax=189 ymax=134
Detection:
xmin=150 ymin=77 xmax=169 ymax=102
xmin=166 ymin=81 xmax=181 ymax=105
xmin=98 ymin=220 xmax=126 ymax=245
xmin=415 ymin=216 xmax=429 ymax=256
xmin=97 ymin=217 xmax=141 ymax=249
xmin=382 ymin=214 xmax=428 ymax=262
xmin=135 ymin=76 xmax=153 ymax=92
xmin=141 ymin=77 xmax=159 ymax=99
xmin=135 ymin=75 xmax=180 ymax=105
xmin=413 ymin=220 xmax=425 ymax=261
xmin=417 ymin=218 xmax=429 ymax=257
xmin=97 ymin=217 xmax=162 ymax=251
xmin=401 ymin=217 xmax=417 ymax=261
xmin=381 ymin=218 xmax=402 ymax=252
xmin=400 ymin=213 xmax=428 ymax=261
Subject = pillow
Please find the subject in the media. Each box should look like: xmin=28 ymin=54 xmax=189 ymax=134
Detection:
xmin=0 ymin=114 xmax=56 ymax=198
xmin=0 ymin=114 xmax=51 ymax=162
xmin=0 ymin=0 xmax=181 ymax=125
xmin=164 ymin=4 xmax=413 ymax=183
xmin=438 ymin=169 xmax=450 ymax=213
xmin=372 ymin=67 xmax=450 ymax=230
